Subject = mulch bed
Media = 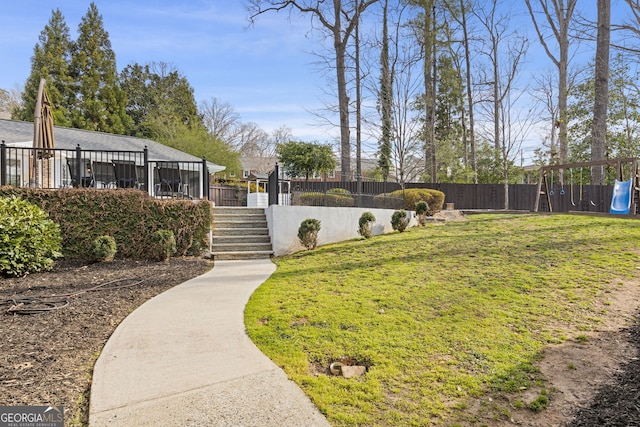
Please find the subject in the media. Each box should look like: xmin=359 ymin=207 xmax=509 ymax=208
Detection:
xmin=0 ymin=257 xmax=212 ymax=425
xmin=567 ymin=318 xmax=640 ymax=426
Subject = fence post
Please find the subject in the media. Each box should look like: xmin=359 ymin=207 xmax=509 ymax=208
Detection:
xmin=74 ymin=144 xmax=82 ymax=188
xmin=0 ymin=141 xmax=6 ymax=186
xmin=268 ymin=163 xmax=279 ymax=206
xmin=202 ymin=156 xmax=209 ymax=200
xmin=143 ymin=146 xmax=149 ymax=193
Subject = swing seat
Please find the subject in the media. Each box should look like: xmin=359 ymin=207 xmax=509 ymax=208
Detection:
xmin=609 ymin=178 xmax=633 ymax=215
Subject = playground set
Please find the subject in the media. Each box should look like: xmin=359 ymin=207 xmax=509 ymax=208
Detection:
xmin=533 ymin=158 xmax=639 ymax=216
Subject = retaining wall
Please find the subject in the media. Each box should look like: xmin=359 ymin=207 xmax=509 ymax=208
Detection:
xmin=266 ymin=205 xmax=417 ymax=256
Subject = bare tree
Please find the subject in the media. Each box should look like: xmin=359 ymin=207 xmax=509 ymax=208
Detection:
xmin=200 ymin=97 xmax=242 ymax=144
xmin=473 ymin=0 xmax=528 ymax=207
xmin=531 ymin=69 xmax=560 ymax=164
xmin=236 ymin=122 xmax=271 ymax=156
xmin=0 ymin=87 xmax=22 ymax=118
xmin=248 ymin=0 xmax=379 ymax=181
xmin=591 ymin=0 xmax=610 ymax=184
xmin=390 ymin=41 xmax=424 ymax=187
xmin=525 ymin=0 xmax=577 ymax=178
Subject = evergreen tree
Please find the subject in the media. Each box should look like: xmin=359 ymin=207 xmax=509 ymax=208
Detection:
xmin=120 ymin=62 xmax=203 ymax=139
xmin=15 ymin=9 xmax=73 ymax=125
xmin=434 ymin=51 xmax=466 ymax=182
xmin=568 ymin=54 xmax=640 ymax=163
xmin=69 ymin=2 xmax=129 ymax=134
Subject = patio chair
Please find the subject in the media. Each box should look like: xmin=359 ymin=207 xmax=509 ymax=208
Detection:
xmin=113 ymin=160 xmax=140 ymax=189
xmin=67 ymin=158 xmax=93 ymax=188
xmin=136 ymin=165 xmax=146 ymax=190
xmin=154 ymin=162 xmax=183 ymax=198
xmin=91 ymin=161 xmax=117 ymax=189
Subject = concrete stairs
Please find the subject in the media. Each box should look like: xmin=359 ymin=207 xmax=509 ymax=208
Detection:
xmin=211 ymin=207 xmax=273 ymax=260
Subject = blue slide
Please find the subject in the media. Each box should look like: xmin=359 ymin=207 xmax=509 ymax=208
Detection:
xmin=610 ymin=178 xmax=634 ymax=214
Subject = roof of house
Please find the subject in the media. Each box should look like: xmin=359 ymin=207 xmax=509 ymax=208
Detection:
xmin=0 ymin=119 xmax=225 ymax=173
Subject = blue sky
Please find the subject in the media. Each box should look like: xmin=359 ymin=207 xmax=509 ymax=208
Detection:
xmin=0 ymin=1 xmax=632 ymax=165
xmin=0 ymin=1 xmax=331 ymax=143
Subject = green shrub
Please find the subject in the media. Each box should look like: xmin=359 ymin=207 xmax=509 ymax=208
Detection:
xmin=0 ymin=196 xmax=62 ymax=277
xmin=150 ymin=229 xmax=177 ymax=261
xmin=372 ymin=193 xmax=404 ymax=209
xmin=327 ymin=187 xmax=351 ymax=195
xmin=415 ymin=201 xmax=429 ymax=226
xmin=298 ymin=192 xmax=354 ymax=207
xmin=0 ymin=188 xmax=211 ymax=260
xmin=375 ymin=188 xmax=444 ymax=213
xmin=91 ymin=235 xmax=117 ymax=262
xmin=358 ymin=211 xmax=376 ymax=238
xmin=391 ymin=210 xmax=409 ymax=232
xmin=298 ymin=218 xmax=321 ymax=250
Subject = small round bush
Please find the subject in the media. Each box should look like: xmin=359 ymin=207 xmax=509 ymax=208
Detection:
xmin=358 ymin=211 xmax=376 ymax=239
xmin=391 ymin=210 xmax=409 ymax=232
xmin=150 ymin=229 xmax=177 ymax=261
xmin=415 ymin=201 xmax=429 ymax=226
xmin=91 ymin=235 xmax=117 ymax=262
xmin=0 ymin=196 xmax=62 ymax=277
xmin=298 ymin=218 xmax=321 ymax=250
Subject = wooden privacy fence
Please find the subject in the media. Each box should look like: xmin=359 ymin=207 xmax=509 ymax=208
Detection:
xmin=211 ymin=178 xmax=619 ymax=214
xmin=409 ymin=183 xmax=618 ymax=213
xmin=407 ymin=183 xmax=538 ymax=211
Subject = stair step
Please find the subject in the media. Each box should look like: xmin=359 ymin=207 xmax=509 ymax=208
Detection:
xmin=214 ymin=220 xmax=268 ymax=229
xmin=211 ymin=207 xmax=273 ymax=258
xmin=213 ymin=228 xmax=269 ymax=236
xmin=213 ymin=207 xmax=266 ymax=215
xmin=212 ymin=250 xmax=273 ymax=260
xmin=211 ymin=242 xmax=273 ymax=252
xmin=213 ymin=235 xmax=271 ymax=244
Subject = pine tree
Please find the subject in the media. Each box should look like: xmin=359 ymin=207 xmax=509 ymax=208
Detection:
xmin=120 ymin=61 xmax=203 ymax=139
xmin=69 ymin=2 xmax=129 ymax=134
xmin=15 ymin=9 xmax=73 ymax=125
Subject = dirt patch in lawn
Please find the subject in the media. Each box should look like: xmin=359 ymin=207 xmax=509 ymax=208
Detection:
xmin=465 ymin=279 xmax=640 ymax=426
xmin=0 ymin=257 xmax=212 ymax=425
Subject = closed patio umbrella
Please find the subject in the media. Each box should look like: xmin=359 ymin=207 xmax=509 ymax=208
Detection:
xmin=31 ymin=78 xmax=55 ymax=186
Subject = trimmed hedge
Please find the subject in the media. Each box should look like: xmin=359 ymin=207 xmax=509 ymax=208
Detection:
xmin=0 ymin=187 xmax=212 ymax=260
xmin=298 ymin=191 xmax=355 ymax=207
xmin=374 ymin=188 xmax=445 ymax=213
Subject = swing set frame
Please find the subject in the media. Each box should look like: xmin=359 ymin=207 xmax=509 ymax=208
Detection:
xmin=533 ymin=157 xmax=639 ymax=214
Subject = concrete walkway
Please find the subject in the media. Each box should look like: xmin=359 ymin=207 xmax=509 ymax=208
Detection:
xmin=89 ymin=259 xmax=331 ymax=427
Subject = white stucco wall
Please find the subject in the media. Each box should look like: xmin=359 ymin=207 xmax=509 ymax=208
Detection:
xmin=266 ymin=205 xmax=417 ymax=256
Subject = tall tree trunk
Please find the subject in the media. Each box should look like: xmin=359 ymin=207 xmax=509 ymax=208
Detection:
xmin=355 ymin=6 xmax=362 ymax=196
xmin=459 ymin=0 xmax=477 ymax=183
xmin=557 ymin=16 xmax=569 ymax=173
xmin=591 ymin=0 xmax=610 ymax=185
xmin=422 ymin=1 xmax=437 ymax=182
xmin=379 ymin=0 xmax=392 ymax=182
xmin=493 ymin=37 xmax=500 ymax=153
xmin=525 ymin=0 xmax=576 ymax=184
xmin=333 ymin=0 xmax=351 ymax=181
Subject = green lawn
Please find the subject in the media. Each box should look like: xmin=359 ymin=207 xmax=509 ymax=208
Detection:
xmin=245 ymin=214 xmax=640 ymax=426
